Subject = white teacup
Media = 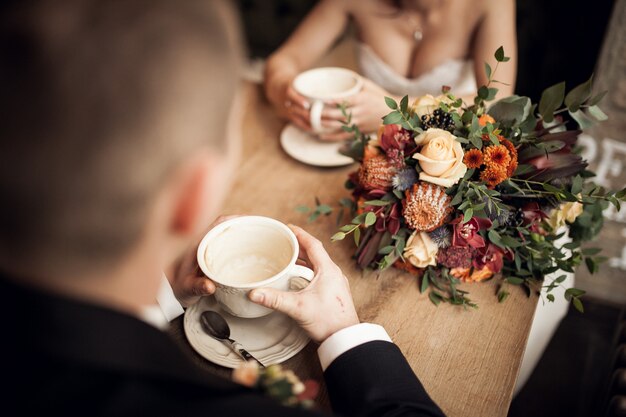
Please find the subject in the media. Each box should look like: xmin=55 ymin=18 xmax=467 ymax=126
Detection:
xmin=197 ymin=216 xmax=314 ymax=318
xmin=292 ymin=67 xmax=363 ymax=135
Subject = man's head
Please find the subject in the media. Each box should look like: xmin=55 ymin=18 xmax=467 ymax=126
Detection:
xmin=0 ymin=0 xmax=242 ymax=280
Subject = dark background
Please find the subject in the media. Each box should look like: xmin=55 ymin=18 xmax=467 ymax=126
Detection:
xmin=235 ymin=0 xmax=616 ymax=102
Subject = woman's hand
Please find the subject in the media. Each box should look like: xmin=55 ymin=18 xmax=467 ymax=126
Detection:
xmin=318 ymin=78 xmax=395 ymax=141
xmin=165 ymin=215 xmax=239 ymax=307
xmin=249 ymin=225 xmax=360 ymax=343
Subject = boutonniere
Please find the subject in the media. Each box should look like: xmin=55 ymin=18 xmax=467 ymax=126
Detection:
xmin=232 ymin=362 xmax=319 ymax=409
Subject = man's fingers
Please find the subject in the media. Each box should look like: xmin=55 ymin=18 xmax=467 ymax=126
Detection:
xmin=192 ymin=277 xmax=215 ymax=296
xmin=249 ymin=288 xmax=299 ymax=317
xmin=288 ymin=225 xmax=334 ymax=269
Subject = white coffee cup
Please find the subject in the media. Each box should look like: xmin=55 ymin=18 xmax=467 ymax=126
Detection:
xmin=197 ymin=216 xmax=314 ymax=319
xmin=292 ymin=67 xmax=363 ymax=135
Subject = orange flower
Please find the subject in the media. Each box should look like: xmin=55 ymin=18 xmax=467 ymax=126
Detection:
xmin=450 ymin=267 xmax=494 ymax=282
xmin=483 ymin=144 xmax=511 ymax=169
xmin=393 ymin=259 xmax=423 ymax=275
xmin=403 ymin=182 xmax=453 ymax=232
xmin=500 ymin=138 xmax=518 ymax=177
xmin=358 ymin=146 xmax=397 ymax=190
xmin=478 ymin=114 xmax=496 ymax=126
xmin=480 ymin=165 xmax=507 ymax=187
xmin=463 ymin=149 xmax=483 ymax=169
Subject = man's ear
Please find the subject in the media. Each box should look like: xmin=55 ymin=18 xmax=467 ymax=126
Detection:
xmin=169 ymin=150 xmax=223 ymax=238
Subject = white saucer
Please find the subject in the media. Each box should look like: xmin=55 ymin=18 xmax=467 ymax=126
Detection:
xmin=280 ymin=123 xmax=355 ymax=167
xmin=184 ymin=296 xmax=310 ymax=368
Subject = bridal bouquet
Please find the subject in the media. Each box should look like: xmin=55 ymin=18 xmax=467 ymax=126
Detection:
xmin=333 ymin=47 xmax=626 ymax=308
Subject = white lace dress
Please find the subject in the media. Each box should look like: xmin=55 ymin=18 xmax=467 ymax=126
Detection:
xmin=357 ymin=42 xmax=574 ymax=394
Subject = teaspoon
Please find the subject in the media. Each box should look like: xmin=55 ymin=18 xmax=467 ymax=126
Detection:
xmin=200 ymin=310 xmax=265 ymax=367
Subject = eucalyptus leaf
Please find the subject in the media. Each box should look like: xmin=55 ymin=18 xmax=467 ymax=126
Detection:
xmin=564 ymin=75 xmax=593 ymax=112
xmin=488 ymin=95 xmax=531 ymax=126
xmin=538 ymin=82 xmax=565 ymax=123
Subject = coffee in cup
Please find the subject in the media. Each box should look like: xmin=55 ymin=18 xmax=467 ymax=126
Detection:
xmin=197 ymin=216 xmax=313 ymax=318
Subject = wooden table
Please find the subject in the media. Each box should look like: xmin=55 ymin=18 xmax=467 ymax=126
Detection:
xmin=169 ymin=82 xmax=539 ymax=417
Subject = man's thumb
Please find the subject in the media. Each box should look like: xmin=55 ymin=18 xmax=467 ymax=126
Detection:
xmin=249 ymin=288 xmax=297 ymax=316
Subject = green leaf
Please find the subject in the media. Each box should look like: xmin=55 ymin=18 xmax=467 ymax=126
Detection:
xmin=588 ymin=90 xmax=607 ymax=106
xmin=378 ymin=245 xmax=394 ymax=255
xmin=351 ymin=227 xmax=360 ymax=247
xmin=383 ymin=111 xmax=403 ymax=125
xmin=487 ymin=88 xmax=498 ymax=101
xmin=546 ymin=294 xmax=555 ymax=302
xmin=317 ymin=204 xmax=332 ymax=214
xmin=587 ymin=105 xmax=608 ymax=121
xmin=582 ymin=247 xmax=601 ymax=256
xmin=572 ymin=297 xmax=584 ymax=313
xmin=488 ymin=95 xmax=531 ymax=126
xmin=429 ymin=291 xmax=442 ymax=306
xmin=420 ymin=273 xmax=429 ymax=293
xmin=400 ymin=95 xmax=409 ymax=113
xmin=506 ymin=277 xmax=524 ymax=285
xmin=498 ymin=290 xmax=510 ymax=303
xmin=384 ymin=96 xmax=398 ymax=110
xmin=478 ymin=86 xmax=489 ymax=100
xmin=539 ymin=82 xmax=566 ymax=123
xmin=331 ymin=232 xmax=346 ymax=241
xmin=463 ymin=207 xmax=474 ymax=223
xmin=500 ymin=235 xmax=522 ymax=248
xmin=565 ymin=287 xmax=586 ymax=299
xmin=571 ymin=175 xmax=583 ymax=194
xmin=364 ymin=212 xmax=377 ymax=227
xmin=494 ymin=46 xmax=509 ymax=62
xmin=484 ymin=62 xmax=492 ymax=79
xmin=564 ymin=76 xmax=593 ymax=112
xmin=488 ymin=229 xmax=504 ymax=248
xmin=364 ymin=200 xmax=391 ymax=206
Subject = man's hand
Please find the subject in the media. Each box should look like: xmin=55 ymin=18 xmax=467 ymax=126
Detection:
xmin=249 ymin=225 xmax=360 ymax=343
xmin=166 ymin=215 xmax=238 ymax=307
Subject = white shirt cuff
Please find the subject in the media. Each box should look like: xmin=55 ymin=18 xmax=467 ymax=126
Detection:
xmin=156 ymin=274 xmax=185 ymax=321
xmin=317 ymin=323 xmax=392 ymax=371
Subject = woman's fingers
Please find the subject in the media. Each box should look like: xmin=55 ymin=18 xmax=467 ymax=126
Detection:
xmin=285 ymin=86 xmax=310 ymax=109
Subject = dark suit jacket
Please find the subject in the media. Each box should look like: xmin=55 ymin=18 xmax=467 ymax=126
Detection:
xmin=1 ymin=275 xmax=445 ymax=417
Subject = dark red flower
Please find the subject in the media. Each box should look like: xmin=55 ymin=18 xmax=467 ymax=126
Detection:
xmin=451 ymin=216 xmax=492 ymax=248
xmin=379 ymin=124 xmax=417 ymax=158
xmin=473 ymin=243 xmax=508 ymax=273
xmin=436 ymin=246 xmax=475 ymax=269
xmin=522 ymin=202 xmax=548 ymax=235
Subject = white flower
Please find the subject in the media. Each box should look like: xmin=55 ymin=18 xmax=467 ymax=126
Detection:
xmin=404 ymin=232 xmax=438 ymax=268
xmin=413 ymin=128 xmax=467 ymax=188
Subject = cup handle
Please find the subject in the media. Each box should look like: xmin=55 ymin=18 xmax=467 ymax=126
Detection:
xmin=288 ymin=265 xmax=314 ymax=291
xmin=309 ymin=100 xmax=324 ymax=133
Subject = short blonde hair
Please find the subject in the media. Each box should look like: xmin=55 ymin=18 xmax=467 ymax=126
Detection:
xmin=0 ymin=0 xmax=242 ymax=276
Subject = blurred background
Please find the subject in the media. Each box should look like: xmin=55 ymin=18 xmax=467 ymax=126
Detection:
xmin=234 ymin=1 xmax=625 ymax=416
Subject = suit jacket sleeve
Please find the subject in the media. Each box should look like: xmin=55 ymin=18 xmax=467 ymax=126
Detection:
xmin=324 ymin=341 xmax=446 ymax=417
